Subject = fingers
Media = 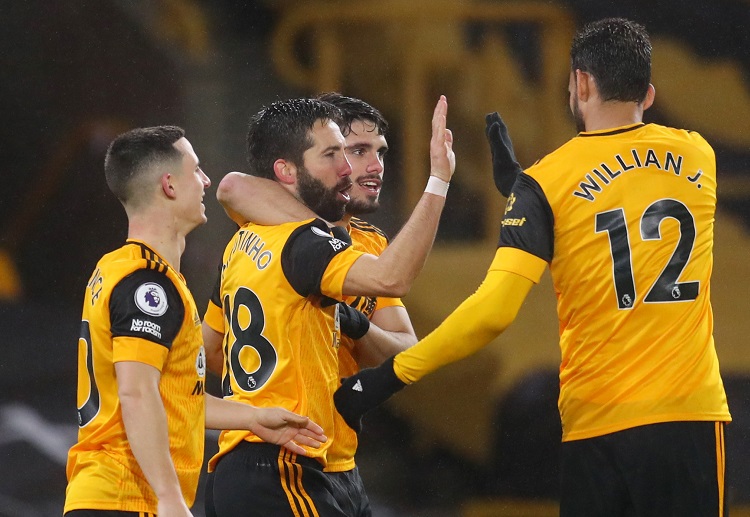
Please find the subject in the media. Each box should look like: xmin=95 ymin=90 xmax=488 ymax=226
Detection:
xmin=430 ymin=95 xmax=455 ymax=183
xmin=281 ymin=440 xmax=308 ymax=456
xmin=431 ymin=95 xmax=447 ymax=142
xmin=292 ymin=432 xmax=327 ymax=449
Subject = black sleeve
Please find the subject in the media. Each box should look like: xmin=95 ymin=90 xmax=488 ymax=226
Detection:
xmin=282 ymin=219 xmax=353 ymax=297
xmin=498 ymin=172 xmax=555 ymax=262
xmin=109 ymin=269 xmax=185 ymax=350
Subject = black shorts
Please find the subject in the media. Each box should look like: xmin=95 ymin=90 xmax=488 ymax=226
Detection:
xmin=206 ymin=441 xmax=348 ymax=517
xmin=327 ymin=466 xmax=372 ymax=517
xmin=560 ymin=421 xmax=727 ymax=517
xmin=66 ymin=512 xmax=154 ymax=517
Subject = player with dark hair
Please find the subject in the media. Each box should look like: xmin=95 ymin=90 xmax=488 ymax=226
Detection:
xmin=201 ymin=96 xmax=454 ymax=516
xmin=64 ymin=126 xmax=326 ymax=517
xmin=213 ymin=92 xmax=417 ymax=516
xmin=335 ymin=18 xmax=730 ymax=517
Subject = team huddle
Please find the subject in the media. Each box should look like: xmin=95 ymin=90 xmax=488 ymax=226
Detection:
xmin=64 ymin=18 xmax=730 ymax=517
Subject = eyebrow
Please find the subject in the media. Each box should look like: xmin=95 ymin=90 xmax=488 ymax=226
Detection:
xmin=321 ymin=144 xmax=343 ymax=154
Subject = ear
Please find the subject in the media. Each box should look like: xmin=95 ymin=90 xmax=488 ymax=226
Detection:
xmin=273 ymin=159 xmax=296 ymax=185
xmin=642 ymin=83 xmax=656 ymax=111
xmin=161 ymin=173 xmax=177 ymax=199
xmin=575 ymin=69 xmax=592 ymax=102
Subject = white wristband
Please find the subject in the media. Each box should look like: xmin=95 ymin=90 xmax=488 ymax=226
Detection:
xmin=424 ymin=176 xmax=450 ymax=197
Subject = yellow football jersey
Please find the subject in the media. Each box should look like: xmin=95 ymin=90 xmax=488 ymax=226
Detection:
xmin=65 ymin=240 xmax=206 ymax=513
xmin=203 ymin=218 xmax=365 ymax=471
xmin=325 ymin=217 xmax=405 ymax=473
xmin=498 ymin=123 xmax=730 ymax=441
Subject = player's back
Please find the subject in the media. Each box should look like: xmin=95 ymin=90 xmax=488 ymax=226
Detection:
xmin=523 ymin=123 xmax=729 ymax=440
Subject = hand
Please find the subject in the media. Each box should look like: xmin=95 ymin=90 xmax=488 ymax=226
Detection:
xmin=429 ymin=95 xmax=456 ymax=183
xmin=338 ymin=303 xmax=370 ymax=340
xmin=333 ymin=356 xmax=407 ymax=433
xmin=248 ymin=407 xmax=327 ymax=456
xmin=485 ymin=112 xmax=522 ymax=197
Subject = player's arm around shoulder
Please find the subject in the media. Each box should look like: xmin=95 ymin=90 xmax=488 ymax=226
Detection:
xmin=217 ymin=171 xmax=316 ymax=226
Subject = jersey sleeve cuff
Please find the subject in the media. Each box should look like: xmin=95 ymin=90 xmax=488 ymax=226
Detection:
xmin=203 ymin=300 xmax=224 ymax=334
xmin=373 ymin=297 xmax=404 ymax=310
xmin=490 ymin=247 xmax=547 ymax=284
xmin=112 ymin=336 xmax=169 ymax=371
xmin=321 ymin=249 xmax=367 ymax=299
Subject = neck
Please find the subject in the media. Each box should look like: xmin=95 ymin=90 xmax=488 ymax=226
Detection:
xmin=127 ymin=212 xmax=186 ymax=271
xmin=584 ymin=100 xmax=645 ymax=132
xmin=335 ymin=213 xmax=353 ymax=227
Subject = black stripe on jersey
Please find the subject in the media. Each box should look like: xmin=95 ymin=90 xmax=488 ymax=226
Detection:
xmin=282 ymin=219 xmax=352 ymax=298
xmin=349 ymin=217 xmax=389 ymax=241
xmin=128 ymin=240 xmax=168 ymax=273
xmin=110 ymin=268 xmax=185 ymax=349
xmin=498 ymin=172 xmax=555 ymax=262
xmin=578 ymin=123 xmax=645 ymax=138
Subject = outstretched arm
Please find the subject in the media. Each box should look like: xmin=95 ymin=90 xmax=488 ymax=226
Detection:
xmin=334 ymin=247 xmax=546 ymax=432
xmin=217 ymin=172 xmax=316 ymax=226
xmin=340 ymin=96 xmax=456 ymax=298
xmin=344 ymin=305 xmax=417 ymax=368
xmin=486 ymin=112 xmax=522 ymax=197
xmin=205 ymin=395 xmax=327 ymax=456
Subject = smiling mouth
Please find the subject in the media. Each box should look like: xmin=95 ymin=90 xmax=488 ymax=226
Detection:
xmin=356 ymin=177 xmax=382 ymax=195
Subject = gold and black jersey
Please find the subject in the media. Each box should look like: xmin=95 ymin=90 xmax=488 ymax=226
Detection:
xmin=203 ymin=218 xmax=365 ymax=471
xmin=65 ymin=240 xmax=206 ymax=513
xmin=497 ymin=123 xmax=730 ymax=441
xmin=325 ymin=218 xmax=405 ymax=473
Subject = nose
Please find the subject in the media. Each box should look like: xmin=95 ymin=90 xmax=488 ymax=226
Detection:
xmin=368 ymin=154 xmax=384 ymax=174
xmin=201 ymin=170 xmax=211 ymax=188
xmin=341 ymin=155 xmax=352 ymax=178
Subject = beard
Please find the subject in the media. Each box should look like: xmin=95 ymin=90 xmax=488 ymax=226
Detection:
xmin=346 ymin=196 xmax=379 ymax=215
xmin=345 ymin=182 xmax=380 ymax=216
xmin=297 ymin=165 xmax=349 ymax=222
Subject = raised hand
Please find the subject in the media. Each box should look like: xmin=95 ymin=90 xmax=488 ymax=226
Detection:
xmin=485 ymin=112 xmax=522 ymax=197
xmin=430 ymin=95 xmax=456 ymax=184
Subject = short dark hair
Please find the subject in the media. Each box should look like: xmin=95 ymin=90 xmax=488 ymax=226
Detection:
xmin=570 ymin=18 xmax=652 ymax=103
xmin=316 ymin=92 xmax=389 ymax=137
xmin=104 ymin=125 xmax=185 ymax=204
xmin=246 ymin=98 xmax=343 ymax=180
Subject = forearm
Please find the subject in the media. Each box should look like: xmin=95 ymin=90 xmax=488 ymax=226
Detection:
xmin=352 ymin=323 xmax=417 ymax=368
xmin=217 ymin=172 xmax=315 ymax=225
xmin=205 ymin=394 xmax=252 ymax=430
xmin=393 ymin=269 xmax=534 ymax=383
xmin=201 ymin=322 xmax=224 ymax=376
xmin=119 ymin=383 xmax=183 ymax=502
xmin=342 ymin=190 xmax=446 ymax=297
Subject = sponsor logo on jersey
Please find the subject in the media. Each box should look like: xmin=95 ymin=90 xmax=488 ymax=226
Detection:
xmin=134 ymin=282 xmax=168 ymax=316
xmin=196 ymin=346 xmax=206 ymax=378
xmin=311 ymin=226 xmax=348 ymax=252
xmin=130 ymin=318 xmax=162 ymax=339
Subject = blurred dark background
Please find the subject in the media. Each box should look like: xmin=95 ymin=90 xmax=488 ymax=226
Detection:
xmin=1 ymin=1 xmax=749 ymax=515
